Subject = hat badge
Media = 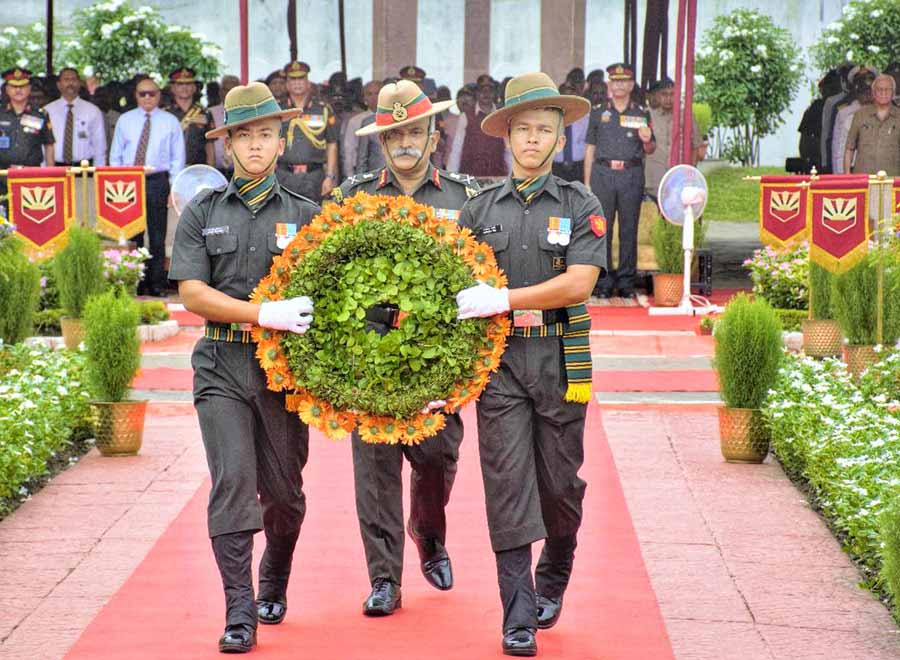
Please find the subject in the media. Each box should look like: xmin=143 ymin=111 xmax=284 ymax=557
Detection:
xmin=391 ymin=102 xmax=408 ymax=122
xmin=13 ymin=69 xmax=23 ymax=79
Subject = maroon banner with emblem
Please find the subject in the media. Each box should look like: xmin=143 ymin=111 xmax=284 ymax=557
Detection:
xmin=758 ymin=175 xmax=809 ymax=247
xmin=94 ymin=166 xmax=147 ymax=240
xmin=7 ymin=166 xmax=74 ymax=260
xmin=808 ymin=174 xmax=869 ymax=273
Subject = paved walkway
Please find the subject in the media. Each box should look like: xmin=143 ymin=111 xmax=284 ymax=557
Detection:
xmin=2 ymin=306 xmax=900 ymax=658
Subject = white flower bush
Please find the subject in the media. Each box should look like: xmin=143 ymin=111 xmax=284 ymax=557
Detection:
xmin=765 ymin=352 xmax=900 ymax=598
xmin=814 ymin=0 xmax=900 ymax=71
xmin=0 ymin=346 xmax=92 ymax=506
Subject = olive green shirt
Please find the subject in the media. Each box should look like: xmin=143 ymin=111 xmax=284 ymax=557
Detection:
xmin=169 ymin=179 xmax=319 ymax=300
xmin=335 ymin=164 xmax=478 ymax=213
xmin=459 ymin=175 xmax=607 ymax=288
xmin=846 ymin=104 xmax=900 ymax=176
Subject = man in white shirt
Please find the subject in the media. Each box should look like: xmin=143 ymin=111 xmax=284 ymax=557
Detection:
xmin=44 ymin=67 xmax=107 ymax=166
xmin=110 ymin=75 xmax=185 ymax=296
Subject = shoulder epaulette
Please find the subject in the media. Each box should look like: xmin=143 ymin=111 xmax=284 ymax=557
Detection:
xmin=466 ymin=180 xmax=503 ymax=200
xmin=556 ymin=179 xmax=592 ymax=198
xmin=282 ymin=186 xmax=318 ymax=207
xmin=440 ymin=170 xmax=477 ymax=186
xmin=346 ymin=170 xmax=379 ymax=186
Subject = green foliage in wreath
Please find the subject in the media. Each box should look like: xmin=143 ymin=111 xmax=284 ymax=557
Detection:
xmin=280 ymin=220 xmax=487 ymax=419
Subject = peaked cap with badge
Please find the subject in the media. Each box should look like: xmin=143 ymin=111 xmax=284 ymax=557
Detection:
xmin=284 ymin=61 xmax=311 ymax=79
xmin=169 ymin=67 xmax=198 ymax=84
xmin=399 ymin=65 xmax=426 ymax=82
xmin=355 ymin=79 xmax=454 ymax=137
xmin=2 ymin=67 xmax=32 ymax=87
xmin=206 ymin=81 xmax=302 ymax=139
xmin=480 ymin=71 xmax=591 ymax=138
xmin=606 ymin=62 xmax=635 ymax=81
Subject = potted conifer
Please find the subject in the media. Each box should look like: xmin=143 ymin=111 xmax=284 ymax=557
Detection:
xmin=54 ymin=227 xmax=106 ymax=349
xmin=0 ymin=230 xmax=41 ymax=344
xmin=650 ymin=214 xmax=704 ymax=307
xmin=802 ymin=262 xmax=842 ymax=357
xmin=83 ymin=289 xmax=146 ymax=456
xmin=714 ymin=293 xmax=783 ymax=463
xmin=833 ymin=251 xmax=900 ymax=379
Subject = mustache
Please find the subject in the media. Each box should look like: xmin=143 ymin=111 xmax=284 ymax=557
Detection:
xmin=390 ymin=146 xmax=423 ymax=159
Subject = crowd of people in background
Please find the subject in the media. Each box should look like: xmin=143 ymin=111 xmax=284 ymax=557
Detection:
xmin=798 ymin=62 xmax=900 ymax=176
xmin=0 ymin=59 xmax=708 ymax=299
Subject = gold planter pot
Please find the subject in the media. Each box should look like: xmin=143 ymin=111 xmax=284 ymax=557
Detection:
xmin=652 ymin=273 xmax=683 ymax=307
xmin=717 ymin=407 xmax=769 ymax=464
xmin=92 ymin=400 xmax=148 ymax=456
xmin=60 ymin=317 xmax=84 ymax=350
xmin=843 ymin=344 xmax=878 ymax=380
xmin=802 ymin=319 xmax=842 ymax=358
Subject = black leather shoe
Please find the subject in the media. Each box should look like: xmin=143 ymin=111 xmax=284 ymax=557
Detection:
xmin=407 ymin=525 xmax=454 ymax=591
xmin=617 ymin=288 xmax=635 ymax=299
xmin=256 ymin=599 xmax=286 ymax=625
xmin=218 ymin=623 xmax=257 ymax=654
xmin=362 ymin=578 xmax=401 ymax=616
xmin=593 ymin=290 xmax=612 ymax=299
xmin=536 ymin=594 xmax=563 ymax=629
xmin=502 ymin=628 xmax=537 ymax=657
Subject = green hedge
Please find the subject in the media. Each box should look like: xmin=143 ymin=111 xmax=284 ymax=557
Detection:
xmin=774 ymin=308 xmax=807 ymax=332
xmin=0 ymin=345 xmax=92 ymax=505
xmin=765 ymin=352 xmax=900 ymax=613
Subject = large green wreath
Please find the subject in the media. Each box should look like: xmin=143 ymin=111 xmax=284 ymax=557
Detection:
xmin=252 ymin=192 xmax=509 ymax=444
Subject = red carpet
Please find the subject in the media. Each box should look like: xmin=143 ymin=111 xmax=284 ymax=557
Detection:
xmin=596 ymin=370 xmax=716 ymax=392
xmin=132 ymin=367 xmax=193 ymax=391
xmin=65 ymin=405 xmax=673 ymax=659
xmin=589 ymin=288 xmax=747 ymax=332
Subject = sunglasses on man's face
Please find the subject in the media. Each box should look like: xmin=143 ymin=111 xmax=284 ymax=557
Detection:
xmin=137 ymin=90 xmax=159 ymax=98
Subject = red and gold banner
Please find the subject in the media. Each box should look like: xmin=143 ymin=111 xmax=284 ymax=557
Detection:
xmin=758 ymin=175 xmax=809 ymax=247
xmin=7 ymin=167 xmax=75 ymax=260
xmin=807 ymin=174 xmax=869 ymax=273
xmin=94 ymin=166 xmax=146 ymax=240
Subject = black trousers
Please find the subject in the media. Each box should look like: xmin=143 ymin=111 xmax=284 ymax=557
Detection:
xmin=351 ymin=412 xmax=463 ymax=585
xmin=134 ymin=173 xmax=169 ymax=291
xmin=475 ymin=336 xmax=587 ymax=630
xmin=276 ymin=166 xmax=325 ymax=203
xmin=589 ymin=164 xmax=644 ymax=292
xmin=551 ymin=160 xmax=584 ymax=184
xmin=192 ymin=339 xmax=310 ymax=627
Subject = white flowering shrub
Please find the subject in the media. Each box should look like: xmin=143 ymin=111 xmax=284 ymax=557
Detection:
xmin=812 ymin=0 xmax=900 ymax=72
xmin=0 ymin=23 xmax=50 ymax=75
xmin=62 ymin=0 xmax=222 ymax=83
xmin=765 ymin=352 xmax=900 ymax=600
xmin=695 ymin=9 xmax=803 ymax=165
xmin=0 ymin=346 xmax=92 ymax=504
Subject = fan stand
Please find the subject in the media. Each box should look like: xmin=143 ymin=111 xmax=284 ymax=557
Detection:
xmin=648 ymin=204 xmax=720 ymax=316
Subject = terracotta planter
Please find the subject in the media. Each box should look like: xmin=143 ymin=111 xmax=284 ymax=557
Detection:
xmin=92 ymin=400 xmax=148 ymax=456
xmin=652 ymin=273 xmax=683 ymax=307
xmin=717 ymin=407 xmax=769 ymax=464
xmin=843 ymin=344 xmax=879 ymax=380
xmin=802 ymin=319 xmax=842 ymax=358
xmin=698 ymin=323 xmax=714 ymax=336
xmin=60 ymin=317 xmax=84 ymax=350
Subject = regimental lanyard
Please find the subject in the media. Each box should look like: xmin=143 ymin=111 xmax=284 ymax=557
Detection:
xmin=547 ymin=216 xmax=572 ymax=246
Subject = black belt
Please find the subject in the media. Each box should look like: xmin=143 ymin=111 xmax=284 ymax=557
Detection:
xmin=280 ymin=161 xmax=323 ymax=172
xmin=146 ymin=171 xmax=168 ymax=180
xmin=596 ymin=158 xmax=642 ymax=169
xmin=508 ymin=308 xmax=567 ymax=324
xmin=205 ymin=321 xmax=254 ymax=343
xmin=57 ymin=159 xmax=93 ymax=168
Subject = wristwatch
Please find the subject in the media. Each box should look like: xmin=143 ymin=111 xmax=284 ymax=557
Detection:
xmin=325 ymin=172 xmax=337 ymax=181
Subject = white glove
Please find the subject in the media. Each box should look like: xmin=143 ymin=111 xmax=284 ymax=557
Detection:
xmin=456 ymin=283 xmax=510 ymax=320
xmin=420 ymin=399 xmax=446 ymax=414
xmin=258 ymin=296 xmax=314 ymax=334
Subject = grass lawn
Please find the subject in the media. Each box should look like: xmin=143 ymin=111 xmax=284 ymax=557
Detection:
xmin=703 ymin=166 xmax=785 ymax=222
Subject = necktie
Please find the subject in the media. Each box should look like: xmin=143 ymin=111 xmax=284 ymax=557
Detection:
xmin=134 ymin=113 xmax=151 ymax=166
xmin=63 ymin=103 xmax=74 ymax=163
xmin=563 ymin=124 xmax=574 ymax=163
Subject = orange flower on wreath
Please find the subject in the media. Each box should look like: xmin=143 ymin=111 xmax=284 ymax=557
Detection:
xmin=357 ymin=414 xmax=403 ymax=445
xmin=321 ymin=407 xmax=357 ymax=440
xmin=266 ymin=368 xmax=295 ymax=392
xmin=297 ymin=393 xmax=332 ymax=427
xmin=418 ymin=412 xmax=446 ymax=439
xmin=398 ymin=416 xmax=426 ymax=444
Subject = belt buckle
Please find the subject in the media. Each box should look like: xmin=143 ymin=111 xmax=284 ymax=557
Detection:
xmin=610 ymin=160 xmax=625 ymax=170
xmin=513 ymin=310 xmax=543 ymax=328
xmin=230 ymin=322 xmax=253 ymax=332
xmin=291 ymin=164 xmax=308 ymax=174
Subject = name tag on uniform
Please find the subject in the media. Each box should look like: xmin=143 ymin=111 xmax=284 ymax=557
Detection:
xmin=304 ymin=114 xmax=324 ymax=129
xmin=202 ymin=225 xmax=230 ymax=236
xmin=620 ymin=115 xmax=647 ymax=130
xmin=20 ymin=115 xmax=43 ymax=131
xmin=513 ymin=310 xmax=543 ymax=327
xmin=0 ymin=136 xmax=9 ymax=150
xmin=476 ymin=224 xmax=503 ymax=236
xmin=275 ymin=222 xmax=297 ymax=249
xmin=434 ymin=208 xmax=460 ymax=221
